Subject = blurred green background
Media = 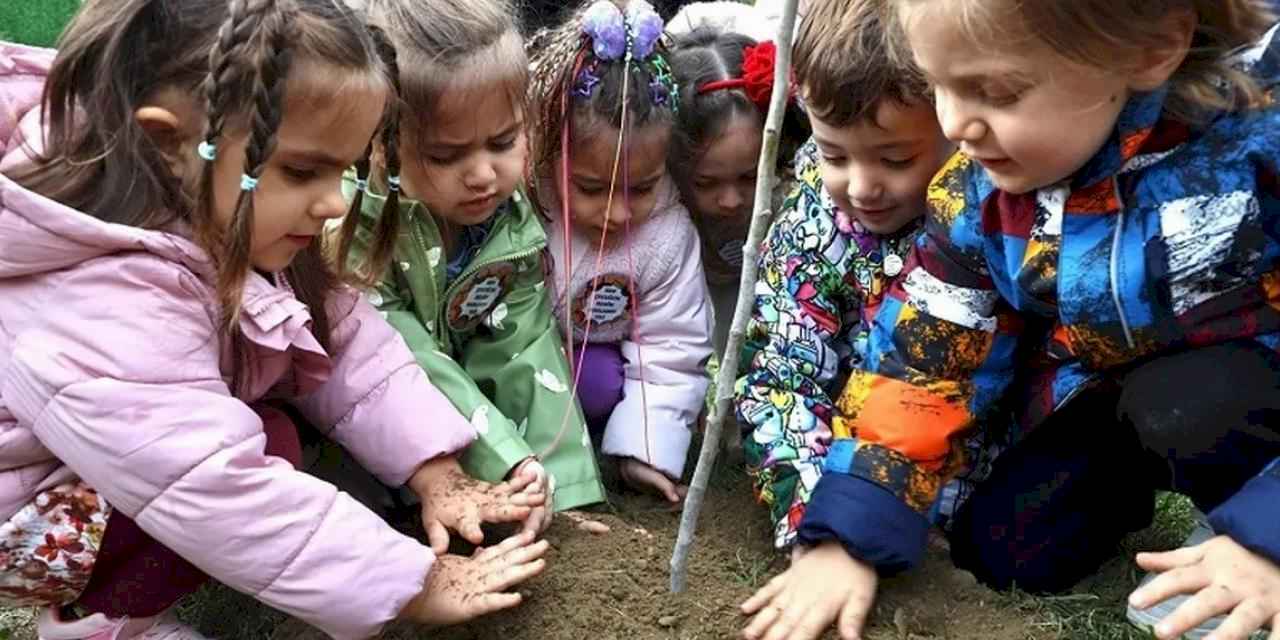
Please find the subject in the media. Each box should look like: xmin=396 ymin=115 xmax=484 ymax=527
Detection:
xmin=1 ymin=0 xmax=79 ymax=47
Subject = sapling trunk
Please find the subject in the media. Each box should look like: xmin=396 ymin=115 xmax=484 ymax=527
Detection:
xmin=670 ymin=0 xmax=799 ymax=593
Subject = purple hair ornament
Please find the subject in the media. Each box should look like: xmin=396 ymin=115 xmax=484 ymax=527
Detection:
xmin=581 ymin=1 xmax=627 ymax=61
xmin=626 ymin=1 xmax=664 ymax=60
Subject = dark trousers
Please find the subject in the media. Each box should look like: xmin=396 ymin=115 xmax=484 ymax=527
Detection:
xmin=74 ymin=406 xmax=302 ymax=618
xmin=948 ymin=340 xmax=1280 ymax=593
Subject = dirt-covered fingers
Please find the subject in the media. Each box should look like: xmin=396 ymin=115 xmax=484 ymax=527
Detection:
xmin=464 ymin=591 xmax=525 ymax=618
xmin=425 ymin=519 xmax=451 ymax=555
xmin=479 ymin=544 xmax=549 ymax=593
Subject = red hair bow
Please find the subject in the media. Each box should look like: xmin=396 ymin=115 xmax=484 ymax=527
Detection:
xmin=698 ymin=41 xmax=793 ymax=111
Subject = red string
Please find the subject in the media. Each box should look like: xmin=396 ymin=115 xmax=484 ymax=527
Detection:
xmin=697 ymin=78 xmax=747 ymax=94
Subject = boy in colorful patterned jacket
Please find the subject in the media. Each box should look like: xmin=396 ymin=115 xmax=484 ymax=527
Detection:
xmin=734 ymin=0 xmax=953 ymax=550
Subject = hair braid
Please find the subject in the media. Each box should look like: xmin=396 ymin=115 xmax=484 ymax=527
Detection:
xmin=217 ymin=2 xmax=293 ymax=393
xmin=526 ymin=20 xmax=590 ymax=194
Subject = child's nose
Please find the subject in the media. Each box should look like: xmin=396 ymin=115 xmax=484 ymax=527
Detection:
xmin=464 ymin=160 xmax=497 ymax=189
xmin=846 ymin=166 xmax=884 ymax=203
xmin=605 ymin=200 xmax=632 ymax=226
xmin=937 ymin=91 xmax=985 ymax=144
xmin=313 ymin=187 xmax=348 ymax=221
xmin=717 ymin=186 xmax=744 ymax=212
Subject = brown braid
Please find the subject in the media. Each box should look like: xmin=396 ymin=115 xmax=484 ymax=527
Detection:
xmin=197 ymin=0 xmax=273 ymax=251
xmin=335 ymin=141 xmax=373 ymax=278
xmin=335 ymin=24 xmax=403 ymax=286
xmin=217 ymin=3 xmax=293 ymax=393
xmin=526 ymin=19 xmax=591 ymax=190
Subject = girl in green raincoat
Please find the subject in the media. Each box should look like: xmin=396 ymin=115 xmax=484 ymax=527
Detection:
xmin=341 ymin=0 xmax=606 ymax=530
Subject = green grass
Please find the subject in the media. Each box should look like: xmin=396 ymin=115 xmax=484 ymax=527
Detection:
xmin=998 ymin=492 xmax=1199 ymax=639
xmin=0 ymin=0 xmax=79 ymax=48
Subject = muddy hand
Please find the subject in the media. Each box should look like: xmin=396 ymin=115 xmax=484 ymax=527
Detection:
xmin=741 ymin=541 xmax=878 ymax=640
xmin=511 ymin=458 xmax=554 ymax=537
xmin=1129 ymin=534 xmax=1280 ymax=640
xmin=619 ymin=457 xmax=688 ymax=504
xmin=401 ymin=530 xmax=550 ymax=627
xmin=410 ymin=455 xmax=546 ymax=554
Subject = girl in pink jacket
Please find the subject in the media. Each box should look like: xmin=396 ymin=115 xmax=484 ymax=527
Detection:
xmin=527 ymin=0 xmax=715 ymax=504
xmin=0 ymin=1 xmax=548 ymax=639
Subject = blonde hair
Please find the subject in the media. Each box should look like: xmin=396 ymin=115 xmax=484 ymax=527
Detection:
xmin=796 ymin=0 xmax=929 ymax=126
xmin=892 ymin=0 xmax=1277 ymax=122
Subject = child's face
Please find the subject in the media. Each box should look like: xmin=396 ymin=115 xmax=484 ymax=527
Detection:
xmin=401 ymin=83 xmax=528 ymax=227
xmin=901 ymin=4 xmax=1131 ymax=194
xmin=808 ymin=97 xmax=952 ymax=235
xmin=688 ymin=111 xmax=763 ymax=222
xmin=207 ymin=64 xmax=385 ymax=272
xmin=555 ymin=122 xmax=670 ymax=238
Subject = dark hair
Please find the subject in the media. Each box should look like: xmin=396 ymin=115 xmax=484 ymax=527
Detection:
xmin=666 ymin=26 xmax=809 ymax=211
xmin=527 ymin=0 xmax=679 ymax=182
xmin=14 ymin=0 xmax=386 ymax=391
xmin=794 ymin=0 xmax=929 ymax=126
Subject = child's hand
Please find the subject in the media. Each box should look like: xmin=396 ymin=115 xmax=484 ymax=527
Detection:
xmin=409 ymin=455 xmax=546 ymax=554
xmin=740 ymin=541 xmax=878 ymax=640
xmin=1129 ymin=534 xmax=1280 ymax=640
xmin=510 ymin=458 xmax=554 ymax=536
xmin=400 ymin=530 xmax=549 ymax=627
xmin=619 ymin=457 xmax=688 ymax=504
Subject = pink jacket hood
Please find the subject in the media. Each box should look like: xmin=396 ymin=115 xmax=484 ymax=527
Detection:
xmin=0 ymin=42 xmax=475 ymax=639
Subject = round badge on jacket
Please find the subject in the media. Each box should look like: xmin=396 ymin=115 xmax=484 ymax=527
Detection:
xmin=447 ymin=263 xmax=514 ymax=331
xmin=573 ymin=274 xmax=633 ymax=330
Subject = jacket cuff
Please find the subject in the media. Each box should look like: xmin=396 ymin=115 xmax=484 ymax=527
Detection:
xmin=1208 ymin=458 xmax=1280 ymax=565
xmin=460 ymin=428 xmax=534 ymax=483
xmin=796 ymin=473 xmax=929 ymax=576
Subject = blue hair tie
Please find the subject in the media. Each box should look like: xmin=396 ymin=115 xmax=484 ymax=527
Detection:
xmin=355 ymin=178 xmax=369 ymax=192
xmin=240 ymin=174 xmax=260 ymax=191
xmin=387 ymin=175 xmax=401 ymax=193
xmin=197 ymin=141 xmax=217 ymax=161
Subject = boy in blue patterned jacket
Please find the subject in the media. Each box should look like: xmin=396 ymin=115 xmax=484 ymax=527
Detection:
xmin=733 ymin=0 xmax=952 ymax=550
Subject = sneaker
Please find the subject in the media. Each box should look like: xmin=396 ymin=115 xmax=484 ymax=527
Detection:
xmin=1126 ymin=516 xmax=1270 ymax=639
xmin=37 ymin=607 xmax=214 ymax=640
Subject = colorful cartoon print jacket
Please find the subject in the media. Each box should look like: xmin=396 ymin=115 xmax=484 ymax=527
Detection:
xmin=736 ymin=140 xmax=921 ymax=548
xmin=799 ymin=24 xmax=1280 ymax=574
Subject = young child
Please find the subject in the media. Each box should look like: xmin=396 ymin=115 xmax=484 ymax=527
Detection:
xmin=527 ymin=0 xmax=715 ymax=503
xmin=742 ymin=2 xmax=1280 ymax=640
xmin=666 ymin=7 xmax=810 ymax=353
xmin=342 ymin=0 xmax=606 ymax=526
xmin=0 ymin=2 xmax=548 ymax=639
xmin=733 ymin=0 xmax=952 ymax=552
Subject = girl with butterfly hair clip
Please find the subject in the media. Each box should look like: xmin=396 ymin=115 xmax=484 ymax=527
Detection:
xmin=528 ymin=0 xmax=714 ymax=503
xmin=666 ymin=3 xmax=810 ymax=353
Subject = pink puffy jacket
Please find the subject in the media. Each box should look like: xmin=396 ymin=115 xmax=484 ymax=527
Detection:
xmin=0 ymin=42 xmax=475 ymax=639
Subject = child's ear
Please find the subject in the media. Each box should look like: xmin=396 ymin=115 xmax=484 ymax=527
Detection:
xmin=1127 ymin=8 xmax=1197 ymax=92
xmin=134 ymin=105 xmax=191 ymax=177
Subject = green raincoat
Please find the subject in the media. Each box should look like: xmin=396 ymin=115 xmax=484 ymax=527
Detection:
xmin=345 ymin=179 xmax=605 ymax=510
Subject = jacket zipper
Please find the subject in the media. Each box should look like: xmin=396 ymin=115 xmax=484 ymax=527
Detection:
xmin=1109 ymin=177 xmax=1136 ymax=349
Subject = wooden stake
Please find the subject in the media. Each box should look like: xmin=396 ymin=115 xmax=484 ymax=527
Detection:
xmin=670 ymin=0 xmax=800 ymax=593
